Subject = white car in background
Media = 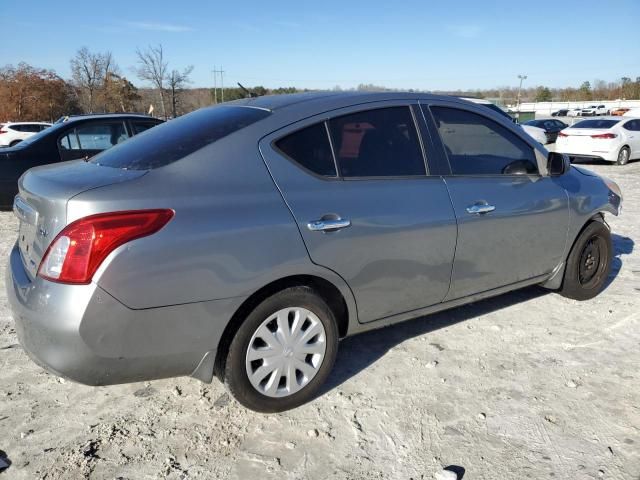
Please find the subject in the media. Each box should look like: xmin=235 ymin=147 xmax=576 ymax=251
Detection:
xmin=461 ymin=97 xmax=548 ymax=145
xmin=581 ymin=105 xmax=609 ymax=117
xmin=0 ymin=122 xmax=51 ymax=147
xmin=567 ymin=108 xmax=583 ymax=117
xmin=555 ymin=117 xmax=640 ymax=165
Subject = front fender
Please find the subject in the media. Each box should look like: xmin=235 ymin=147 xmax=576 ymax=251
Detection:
xmin=541 ymin=166 xmax=619 ymax=290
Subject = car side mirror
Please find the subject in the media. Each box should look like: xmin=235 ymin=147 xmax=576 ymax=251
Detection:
xmin=548 ymin=152 xmax=570 ymax=176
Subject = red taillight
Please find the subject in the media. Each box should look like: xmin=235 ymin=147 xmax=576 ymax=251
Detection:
xmin=38 ymin=209 xmax=174 ymax=284
xmin=590 ymin=133 xmax=617 ymax=139
xmin=0 ymin=130 xmax=6 ymax=135
xmin=557 ymin=132 xmax=568 ymax=137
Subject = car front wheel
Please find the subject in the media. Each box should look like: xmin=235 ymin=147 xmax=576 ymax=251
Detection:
xmin=559 ymin=221 xmax=612 ymax=300
xmin=224 ymin=286 xmax=339 ymax=412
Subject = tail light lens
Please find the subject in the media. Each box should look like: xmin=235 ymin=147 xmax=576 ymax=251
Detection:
xmin=38 ymin=209 xmax=174 ymax=284
xmin=557 ymin=132 xmax=568 ymax=137
xmin=591 ymin=133 xmax=617 ymax=139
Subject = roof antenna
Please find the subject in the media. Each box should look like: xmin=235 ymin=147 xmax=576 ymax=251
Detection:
xmin=237 ymin=82 xmax=256 ymax=98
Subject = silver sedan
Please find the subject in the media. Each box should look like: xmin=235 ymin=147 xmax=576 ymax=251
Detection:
xmin=7 ymin=92 xmax=622 ymax=412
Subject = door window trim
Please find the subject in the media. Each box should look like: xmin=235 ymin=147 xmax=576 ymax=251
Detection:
xmin=420 ymin=100 xmax=548 ymax=177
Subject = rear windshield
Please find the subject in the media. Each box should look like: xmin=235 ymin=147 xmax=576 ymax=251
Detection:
xmin=91 ymin=106 xmax=270 ymax=170
xmin=571 ymin=119 xmax=620 ymax=129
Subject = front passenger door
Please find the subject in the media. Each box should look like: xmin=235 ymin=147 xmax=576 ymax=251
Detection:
xmin=424 ymin=104 xmax=569 ymax=300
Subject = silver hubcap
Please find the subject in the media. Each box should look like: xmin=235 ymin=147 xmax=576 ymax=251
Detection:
xmin=620 ymin=149 xmax=629 ymax=163
xmin=245 ymin=307 xmax=326 ymax=398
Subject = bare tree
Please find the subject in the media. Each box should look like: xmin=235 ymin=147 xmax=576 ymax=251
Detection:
xmin=70 ymin=47 xmax=108 ymax=112
xmin=167 ymin=66 xmax=194 ymax=118
xmin=135 ymin=44 xmax=168 ymax=118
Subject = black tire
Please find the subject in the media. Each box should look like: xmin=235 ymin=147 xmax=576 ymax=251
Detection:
xmin=224 ymin=286 xmax=339 ymax=412
xmin=559 ymin=221 xmax=612 ymax=300
xmin=616 ymin=146 xmax=630 ymax=166
xmin=9 ymin=140 xmax=21 ymax=147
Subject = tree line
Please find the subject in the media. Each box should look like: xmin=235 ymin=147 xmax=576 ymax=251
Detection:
xmin=1 ymin=46 xmax=638 ymax=122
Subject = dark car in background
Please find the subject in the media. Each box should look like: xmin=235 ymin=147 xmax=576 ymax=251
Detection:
xmin=552 ymin=109 xmax=569 ymax=117
xmin=0 ymin=114 xmax=162 ymax=208
xmin=522 ymin=118 xmax=568 ymax=143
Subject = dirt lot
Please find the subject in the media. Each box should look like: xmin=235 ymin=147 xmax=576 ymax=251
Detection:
xmin=1 ymin=160 xmax=639 ymax=480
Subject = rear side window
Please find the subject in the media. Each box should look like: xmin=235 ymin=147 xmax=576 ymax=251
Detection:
xmin=328 ymin=107 xmax=425 ymax=177
xmin=623 ymin=120 xmax=640 ymax=131
xmin=131 ymin=121 xmax=161 ymax=135
xmin=430 ymin=106 xmax=538 ymax=175
xmin=91 ymin=106 xmax=270 ymax=170
xmin=275 ymin=123 xmax=336 ymax=176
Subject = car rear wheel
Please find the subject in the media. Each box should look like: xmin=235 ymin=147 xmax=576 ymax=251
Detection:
xmin=616 ymin=146 xmax=630 ymax=166
xmin=559 ymin=221 xmax=612 ymax=300
xmin=224 ymin=286 xmax=339 ymax=412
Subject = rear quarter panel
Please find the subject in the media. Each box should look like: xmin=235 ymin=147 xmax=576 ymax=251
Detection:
xmin=68 ymin=134 xmax=357 ymax=320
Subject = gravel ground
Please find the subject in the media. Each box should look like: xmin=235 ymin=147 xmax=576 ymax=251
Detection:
xmin=0 ymin=160 xmax=639 ymax=480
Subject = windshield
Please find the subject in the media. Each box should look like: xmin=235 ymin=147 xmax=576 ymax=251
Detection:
xmin=91 ymin=106 xmax=271 ymax=170
xmin=571 ymin=119 xmax=620 ymax=129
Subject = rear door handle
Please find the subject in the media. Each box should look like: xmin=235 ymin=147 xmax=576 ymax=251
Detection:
xmin=307 ymin=218 xmax=351 ymax=232
xmin=466 ymin=203 xmax=496 ymax=215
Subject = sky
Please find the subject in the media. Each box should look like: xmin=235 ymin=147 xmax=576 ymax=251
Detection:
xmin=1 ymin=0 xmax=639 ymax=91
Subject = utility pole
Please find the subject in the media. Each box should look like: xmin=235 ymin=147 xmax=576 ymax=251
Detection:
xmin=212 ymin=67 xmax=217 ymax=104
xmin=212 ymin=66 xmax=225 ymax=103
xmin=516 ymin=74 xmax=527 ymax=119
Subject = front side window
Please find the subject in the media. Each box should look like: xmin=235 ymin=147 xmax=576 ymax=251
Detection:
xmin=328 ymin=107 xmax=425 ymax=177
xmin=59 ymin=130 xmax=80 ymax=149
xmin=275 ymin=123 xmax=336 ymax=176
xmin=430 ymin=106 xmax=538 ymax=175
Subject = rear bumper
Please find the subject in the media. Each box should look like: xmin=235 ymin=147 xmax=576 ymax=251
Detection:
xmin=556 ymin=145 xmax=618 ymax=162
xmin=6 ymin=243 xmax=243 ymax=385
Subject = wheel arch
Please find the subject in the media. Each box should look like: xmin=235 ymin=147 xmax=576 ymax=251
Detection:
xmin=213 ymin=274 xmax=354 ymax=379
xmin=541 ymin=212 xmax=608 ymax=290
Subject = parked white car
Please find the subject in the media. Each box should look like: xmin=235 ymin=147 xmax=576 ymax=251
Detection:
xmin=0 ymin=122 xmax=51 ymax=147
xmin=555 ymin=117 xmax=640 ymax=165
xmin=567 ymin=108 xmax=583 ymax=117
xmin=581 ymin=105 xmax=609 ymax=117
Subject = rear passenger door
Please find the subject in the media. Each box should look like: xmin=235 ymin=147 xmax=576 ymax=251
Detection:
xmin=622 ymin=119 xmax=640 ymax=156
xmin=260 ymin=102 xmax=457 ymax=323
xmin=422 ymin=102 xmax=569 ymax=300
xmin=58 ymin=121 xmax=129 ymax=161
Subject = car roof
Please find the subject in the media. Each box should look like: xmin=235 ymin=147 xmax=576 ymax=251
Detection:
xmin=4 ymin=121 xmax=51 ymax=125
xmin=226 ymin=91 xmax=475 ymax=112
xmin=58 ymin=113 xmax=159 ymax=123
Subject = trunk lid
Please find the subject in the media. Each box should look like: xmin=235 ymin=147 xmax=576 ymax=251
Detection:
xmin=15 ymin=161 xmax=147 ymax=278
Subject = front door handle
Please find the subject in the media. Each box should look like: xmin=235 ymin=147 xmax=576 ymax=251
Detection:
xmin=466 ymin=203 xmax=496 ymax=215
xmin=307 ymin=217 xmax=351 ymax=232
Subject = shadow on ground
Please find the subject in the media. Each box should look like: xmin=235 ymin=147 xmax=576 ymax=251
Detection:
xmin=323 ymin=231 xmax=632 ymax=394
xmin=0 ymin=449 xmax=11 ymax=473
